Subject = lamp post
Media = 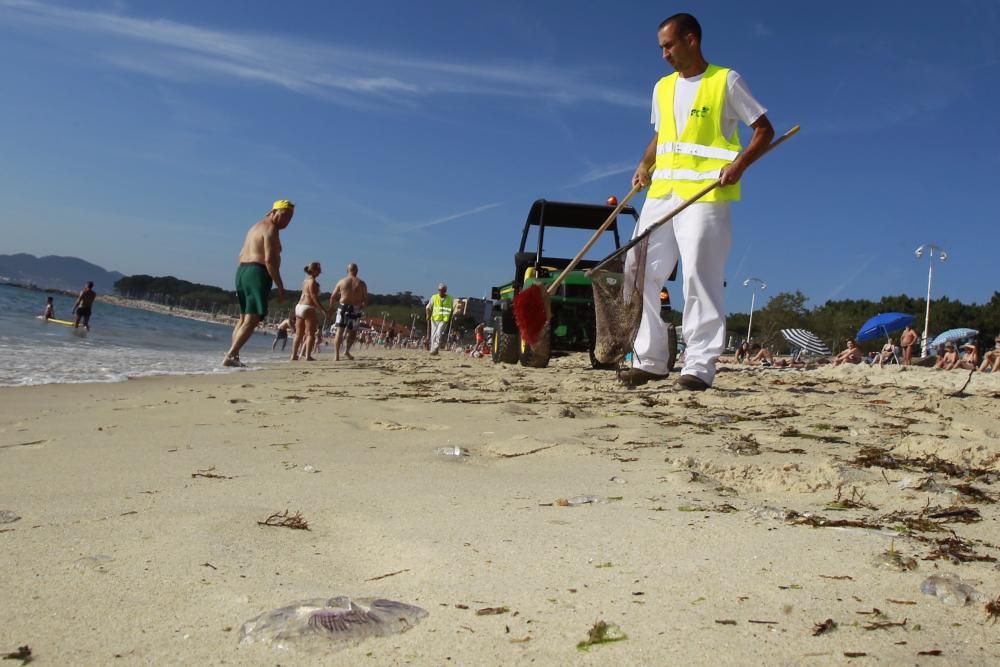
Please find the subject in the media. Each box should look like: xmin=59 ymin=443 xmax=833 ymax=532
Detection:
xmin=915 ymin=244 xmax=947 ymax=358
xmin=742 ymin=277 xmax=767 ymax=343
xmin=409 ymin=313 xmax=418 ymax=339
xmin=378 ymin=311 xmax=389 ymax=340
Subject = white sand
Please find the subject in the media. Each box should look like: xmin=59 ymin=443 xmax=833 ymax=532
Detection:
xmin=2 ymin=351 xmax=999 ymax=664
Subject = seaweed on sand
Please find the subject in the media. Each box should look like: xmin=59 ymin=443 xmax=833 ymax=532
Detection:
xmin=826 ymin=485 xmax=878 ymax=511
xmin=851 ymin=447 xmax=994 ymax=480
xmin=257 ymin=510 xmax=310 ymax=531
xmin=576 ymin=620 xmax=627 ymax=651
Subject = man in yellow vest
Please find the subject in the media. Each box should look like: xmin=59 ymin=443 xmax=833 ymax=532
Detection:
xmin=618 ymin=13 xmax=774 ymax=391
xmin=425 ymin=282 xmax=453 ymax=355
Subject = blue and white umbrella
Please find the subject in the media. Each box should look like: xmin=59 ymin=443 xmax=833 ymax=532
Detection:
xmin=930 ymin=328 xmax=978 ymax=349
xmin=780 ymin=328 xmax=831 ymax=356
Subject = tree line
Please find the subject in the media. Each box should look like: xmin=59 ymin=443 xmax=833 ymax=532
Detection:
xmin=726 ymin=290 xmax=1000 ymax=353
xmin=114 ymin=274 xmax=999 ymax=352
xmin=113 ymin=274 xmax=426 ymax=310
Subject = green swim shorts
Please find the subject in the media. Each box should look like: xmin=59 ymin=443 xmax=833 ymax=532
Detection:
xmin=235 ymin=262 xmax=273 ymax=317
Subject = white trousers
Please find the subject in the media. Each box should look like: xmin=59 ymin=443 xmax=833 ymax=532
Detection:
xmin=625 ymin=194 xmax=732 ymax=385
xmin=430 ymin=320 xmax=447 ymax=352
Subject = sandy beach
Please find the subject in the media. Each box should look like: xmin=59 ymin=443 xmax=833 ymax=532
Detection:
xmin=2 ymin=351 xmax=1000 ymax=665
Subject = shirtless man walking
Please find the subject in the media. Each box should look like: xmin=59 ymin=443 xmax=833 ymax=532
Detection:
xmin=328 ymin=263 xmax=368 ymax=361
xmin=72 ymin=281 xmax=97 ymax=330
xmin=222 ymin=200 xmax=294 ymax=367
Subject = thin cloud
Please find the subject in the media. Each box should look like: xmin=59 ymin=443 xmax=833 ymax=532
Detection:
xmin=824 ymin=253 xmax=879 ymax=303
xmin=398 ymin=202 xmax=504 ymax=232
xmin=1 ymin=0 xmax=647 ymax=109
xmin=562 ymin=162 xmax=635 ymax=189
xmin=752 ymin=23 xmax=772 ymax=38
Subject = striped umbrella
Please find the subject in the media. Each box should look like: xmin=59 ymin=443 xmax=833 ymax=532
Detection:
xmin=780 ymin=328 xmax=832 ymax=356
xmin=930 ymin=328 xmax=978 ymax=349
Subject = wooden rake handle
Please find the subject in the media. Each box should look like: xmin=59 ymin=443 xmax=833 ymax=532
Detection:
xmin=586 ymin=125 xmax=801 ymax=276
xmin=545 ymin=169 xmax=651 ymax=296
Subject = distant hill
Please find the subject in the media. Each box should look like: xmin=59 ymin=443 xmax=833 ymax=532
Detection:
xmin=0 ymin=253 xmax=124 ymax=293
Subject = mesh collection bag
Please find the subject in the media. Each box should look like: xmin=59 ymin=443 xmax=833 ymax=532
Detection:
xmin=591 ymin=238 xmax=648 ymax=365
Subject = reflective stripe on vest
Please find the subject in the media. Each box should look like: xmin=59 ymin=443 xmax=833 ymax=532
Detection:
xmin=648 ymin=64 xmax=741 ymax=202
xmin=431 ymin=294 xmax=453 ymax=322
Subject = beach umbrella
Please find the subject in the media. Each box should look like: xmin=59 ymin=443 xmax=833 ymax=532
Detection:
xmin=780 ymin=328 xmax=832 ymax=356
xmin=930 ymin=328 xmax=978 ymax=349
xmin=856 ymin=312 xmax=915 ymax=343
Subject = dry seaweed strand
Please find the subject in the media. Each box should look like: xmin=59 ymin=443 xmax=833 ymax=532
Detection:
xmin=476 ymin=606 xmax=510 ymax=616
xmin=812 ymin=619 xmax=836 ymax=636
xmin=1 ymin=645 xmax=32 ymax=665
xmin=951 ymin=368 xmax=976 ymax=396
xmin=257 ymin=509 xmax=310 ymax=530
xmin=863 ymin=618 xmax=907 ymax=631
xmin=191 ymin=467 xmax=234 ymax=480
xmin=985 ymin=596 xmax=1000 ymax=624
xmin=826 ymin=485 xmax=877 ymax=511
xmin=851 ymin=447 xmax=993 ymax=479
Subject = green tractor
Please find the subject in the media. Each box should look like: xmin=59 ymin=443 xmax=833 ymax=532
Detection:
xmin=490 ymin=199 xmax=638 ymax=369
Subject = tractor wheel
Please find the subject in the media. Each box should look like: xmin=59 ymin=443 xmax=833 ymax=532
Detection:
xmin=492 ymin=313 xmax=521 ymax=364
xmin=493 ymin=330 xmax=521 ymax=364
xmin=666 ymin=323 xmax=679 ymax=372
xmin=520 ymin=323 xmax=552 ymax=368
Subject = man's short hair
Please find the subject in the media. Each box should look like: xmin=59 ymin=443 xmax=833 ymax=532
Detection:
xmin=348 ymin=263 xmax=358 ymax=275
xmin=86 ymin=281 xmax=94 ymax=288
xmin=659 ymin=13 xmax=702 ymax=42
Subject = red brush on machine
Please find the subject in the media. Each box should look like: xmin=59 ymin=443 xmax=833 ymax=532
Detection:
xmin=513 ymin=193 xmax=631 ymax=347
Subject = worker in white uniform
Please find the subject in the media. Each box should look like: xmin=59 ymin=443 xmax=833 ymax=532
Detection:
xmin=619 ymin=12 xmax=775 ymax=391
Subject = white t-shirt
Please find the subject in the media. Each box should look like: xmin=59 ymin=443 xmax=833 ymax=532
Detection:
xmin=651 ymin=68 xmax=767 ymax=138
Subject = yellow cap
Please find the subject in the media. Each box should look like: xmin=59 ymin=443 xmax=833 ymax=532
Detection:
xmin=272 ymin=199 xmax=294 ymax=210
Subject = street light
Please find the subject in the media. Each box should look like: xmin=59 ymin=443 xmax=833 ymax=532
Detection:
xmin=409 ymin=313 xmax=418 ymax=339
xmin=742 ymin=277 xmax=767 ymax=343
xmin=915 ymin=244 xmax=947 ymax=358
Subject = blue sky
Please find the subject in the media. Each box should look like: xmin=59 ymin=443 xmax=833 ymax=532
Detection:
xmin=2 ymin=0 xmax=998 ymax=311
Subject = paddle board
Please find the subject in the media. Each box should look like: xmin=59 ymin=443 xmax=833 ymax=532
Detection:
xmin=37 ymin=316 xmax=75 ymax=327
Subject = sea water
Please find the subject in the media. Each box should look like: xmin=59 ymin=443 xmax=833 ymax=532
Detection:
xmin=0 ymin=284 xmax=281 ymax=386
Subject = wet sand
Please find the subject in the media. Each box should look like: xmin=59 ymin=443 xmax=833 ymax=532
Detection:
xmin=2 ymin=350 xmax=999 ymax=664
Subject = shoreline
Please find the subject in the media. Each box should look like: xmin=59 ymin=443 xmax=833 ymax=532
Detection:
xmin=2 ymin=351 xmax=999 ymax=664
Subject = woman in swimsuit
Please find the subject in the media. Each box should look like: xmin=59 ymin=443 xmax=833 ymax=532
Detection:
xmin=291 ymin=262 xmax=323 ymax=361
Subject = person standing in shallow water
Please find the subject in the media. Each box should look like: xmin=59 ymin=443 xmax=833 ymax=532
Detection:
xmin=72 ymin=281 xmax=96 ymax=330
xmin=223 ymin=200 xmax=294 ymax=367
xmin=273 ymin=315 xmax=294 ymax=352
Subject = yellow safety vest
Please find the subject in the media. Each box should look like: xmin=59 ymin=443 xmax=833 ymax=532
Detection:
xmin=648 ymin=64 xmax=741 ymax=202
xmin=430 ymin=294 xmax=453 ymax=322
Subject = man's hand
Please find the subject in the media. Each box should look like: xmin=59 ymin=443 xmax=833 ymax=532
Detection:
xmin=719 ymin=161 xmax=746 ymax=187
xmin=276 ymin=287 xmax=285 ymax=304
xmin=632 ymin=164 xmax=652 ymax=191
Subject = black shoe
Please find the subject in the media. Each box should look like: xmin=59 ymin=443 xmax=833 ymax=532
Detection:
xmin=675 ymin=374 xmax=710 ymax=391
xmin=617 ymin=368 xmax=669 ymax=387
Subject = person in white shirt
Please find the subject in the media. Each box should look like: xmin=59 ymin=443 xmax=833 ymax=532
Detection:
xmin=619 ymin=13 xmax=774 ymax=391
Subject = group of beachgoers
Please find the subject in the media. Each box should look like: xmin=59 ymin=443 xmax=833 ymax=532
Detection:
xmin=732 ymin=323 xmax=1000 ymax=373
xmin=223 ymin=200 xmax=474 ymax=366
